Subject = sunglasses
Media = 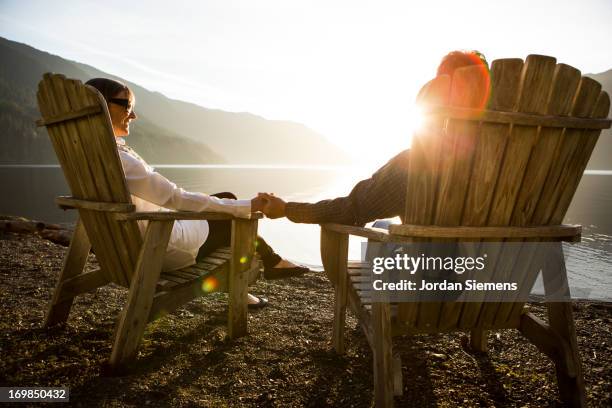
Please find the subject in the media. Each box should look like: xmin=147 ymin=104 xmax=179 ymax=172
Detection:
xmin=109 ymin=98 xmax=135 ymax=114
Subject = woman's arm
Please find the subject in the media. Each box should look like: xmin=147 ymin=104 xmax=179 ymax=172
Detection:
xmin=119 ymin=150 xmax=251 ymax=217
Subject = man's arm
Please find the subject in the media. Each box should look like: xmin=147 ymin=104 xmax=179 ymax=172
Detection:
xmin=284 ymin=149 xmax=411 ymax=225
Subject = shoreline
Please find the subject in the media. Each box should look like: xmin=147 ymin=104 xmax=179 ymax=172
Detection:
xmin=1 ymin=213 xmax=610 ymax=303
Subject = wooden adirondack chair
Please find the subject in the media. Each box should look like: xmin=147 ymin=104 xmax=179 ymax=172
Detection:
xmin=320 ymin=55 xmax=611 ymax=407
xmin=36 ymin=73 xmax=262 ymax=371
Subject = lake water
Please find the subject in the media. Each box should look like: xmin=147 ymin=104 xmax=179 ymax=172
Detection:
xmin=1 ymin=165 xmax=611 ymax=301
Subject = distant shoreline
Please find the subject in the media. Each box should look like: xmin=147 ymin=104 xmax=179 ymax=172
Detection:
xmin=0 ymin=165 xmax=611 ymax=174
xmin=0 ymin=164 xmax=353 ymax=170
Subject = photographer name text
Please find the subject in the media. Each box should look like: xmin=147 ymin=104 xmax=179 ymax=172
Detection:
xmin=372 ymin=279 xmax=518 ymax=291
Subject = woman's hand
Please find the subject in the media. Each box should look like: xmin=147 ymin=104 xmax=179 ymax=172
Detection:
xmin=251 ymin=194 xmax=267 ymax=213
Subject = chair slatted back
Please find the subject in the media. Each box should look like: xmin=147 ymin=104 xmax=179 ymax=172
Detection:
xmin=37 ymin=73 xmax=143 ymax=286
xmin=400 ymin=55 xmax=610 ymax=331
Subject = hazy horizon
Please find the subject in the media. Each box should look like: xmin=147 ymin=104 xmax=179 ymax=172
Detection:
xmin=1 ymin=0 xmax=611 ymax=163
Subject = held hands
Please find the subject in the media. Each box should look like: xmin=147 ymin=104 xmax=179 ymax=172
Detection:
xmin=250 ymin=194 xmax=267 ymax=213
xmin=250 ymin=193 xmax=287 ymax=219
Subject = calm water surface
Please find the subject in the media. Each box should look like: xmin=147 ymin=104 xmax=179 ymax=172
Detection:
xmin=1 ymin=166 xmax=610 ymax=300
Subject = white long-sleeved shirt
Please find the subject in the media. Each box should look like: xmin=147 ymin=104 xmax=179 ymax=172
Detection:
xmin=116 ymin=137 xmax=251 ymax=271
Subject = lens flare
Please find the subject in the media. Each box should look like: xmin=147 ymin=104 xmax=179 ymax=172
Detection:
xmin=202 ymin=276 xmax=219 ymax=292
xmin=415 ymin=51 xmax=491 ymax=140
xmin=451 ymin=52 xmax=491 ymax=111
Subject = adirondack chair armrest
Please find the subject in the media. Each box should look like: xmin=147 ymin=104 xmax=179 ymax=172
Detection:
xmin=55 ymin=196 xmax=135 ymax=212
xmin=114 ymin=211 xmax=264 ymax=221
xmin=321 ymin=223 xmax=581 ymax=243
xmin=321 ymin=223 xmax=400 ymax=242
xmin=388 ymin=224 xmax=582 ymax=241
xmin=55 ymin=196 xmax=264 ymax=221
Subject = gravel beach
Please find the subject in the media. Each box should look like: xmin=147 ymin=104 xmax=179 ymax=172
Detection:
xmin=1 ymin=228 xmax=610 ymax=407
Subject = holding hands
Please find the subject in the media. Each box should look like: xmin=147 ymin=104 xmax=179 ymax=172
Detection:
xmin=250 ymin=193 xmax=287 ymax=218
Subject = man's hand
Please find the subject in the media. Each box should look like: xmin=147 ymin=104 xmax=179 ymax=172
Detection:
xmin=256 ymin=193 xmax=287 ymax=219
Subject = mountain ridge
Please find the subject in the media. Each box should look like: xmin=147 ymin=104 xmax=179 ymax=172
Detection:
xmin=0 ymin=36 xmax=350 ymax=165
xmin=1 ymin=36 xmax=609 ymax=168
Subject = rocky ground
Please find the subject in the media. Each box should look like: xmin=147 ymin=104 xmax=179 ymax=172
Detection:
xmin=0 ymin=228 xmax=611 ymax=407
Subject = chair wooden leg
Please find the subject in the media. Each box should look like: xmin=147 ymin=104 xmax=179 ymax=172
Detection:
xmin=372 ymin=302 xmax=394 ymax=408
xmin=109 ymin=221 xmax=173 ymax=369
xmin=542 ymin=243 xmax=586 ymax=407
xmin=520 ymin=312 xmax=576 ymax=377
xmin=44 ymin=218 xmax=91 ymax=327
xmin=333 ymin=271 xmax=348 ymax=354
xmin=321 ymin=228 xmax=349 ymax=353
xmin=332 ymin=233 xmax=348 ymax=354
xmin=392 ymin=353 xmax=403 ymax=396
xmin=546 ymin=302 xmax=586 ymax=407
xmin=470 ymin=329 xmax=488 ymax=352
xmin=228 ymin=219 xmax=257 ymax=339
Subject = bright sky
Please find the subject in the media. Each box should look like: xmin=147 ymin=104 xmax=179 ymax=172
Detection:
xmin=1 ymin=0 xmax=611 ymax=164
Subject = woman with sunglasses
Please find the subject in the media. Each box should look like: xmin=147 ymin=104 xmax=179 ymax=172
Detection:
xmin=85 ymin=78 xmax=309 ymax=309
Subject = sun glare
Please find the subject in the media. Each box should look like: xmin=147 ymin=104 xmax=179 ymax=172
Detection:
xmin=345 ymin=102 xmax=427 ymax=169
xmin=406 ymin=104 xmax=426 ymax=141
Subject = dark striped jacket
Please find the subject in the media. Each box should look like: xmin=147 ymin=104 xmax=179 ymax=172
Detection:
xmin=285 ymin=149 xmax=410 ymax=226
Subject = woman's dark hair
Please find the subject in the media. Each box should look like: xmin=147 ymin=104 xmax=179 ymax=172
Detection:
xmin=437 ymin=50 xmax=489 ymax=77
xmin=85 ymin=78 xmax=132 ymax=103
